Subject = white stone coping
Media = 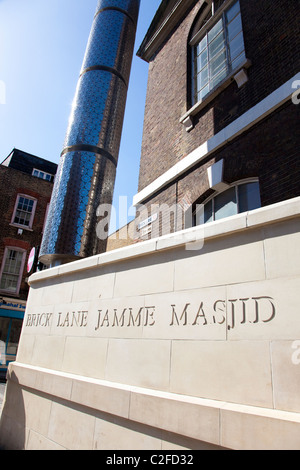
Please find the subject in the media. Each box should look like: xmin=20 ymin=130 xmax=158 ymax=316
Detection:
xmin=29 ymin=196 xmax=300 ymax=285
xmin=7 ymin=362 xmax=300 ymax=450
xmin=133 ymin=73 xmax=300 ymax=206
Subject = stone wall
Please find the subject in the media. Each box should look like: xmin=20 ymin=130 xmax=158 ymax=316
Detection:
xmin=0 ymin=197 xmax=300 ymax=450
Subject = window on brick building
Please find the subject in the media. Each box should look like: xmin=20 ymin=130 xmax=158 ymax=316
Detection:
xmin=193 ymin=180 xmax=261 ymax=225
xmin=11 ymin=194 xmax=37 ymax=229
xmin=190 ymin=0 xmax=246 ymax=105
xmin=0 ymin=248 xmax=26 ymax=294
xmin=32 ymin=168 xmax=54 ymax=182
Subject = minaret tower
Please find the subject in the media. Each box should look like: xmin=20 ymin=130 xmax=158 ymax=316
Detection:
xmin=39 ymin=0 xmax=140 ymax=266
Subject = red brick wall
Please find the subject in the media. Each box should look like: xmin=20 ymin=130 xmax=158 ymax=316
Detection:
xmin=0 ymin=166 xmax=53 ymax=300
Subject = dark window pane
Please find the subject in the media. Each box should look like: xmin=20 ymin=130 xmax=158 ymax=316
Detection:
xmin=229 ymin=31 xmax=245 ymax=61
xmin=208 ymin=31 xmax=225 ymax=58
xmin=208 ymin=18 xmax=223 ymax=43
xmin=209 ymin=49 xmax=226 ymax=78
xmin=7 ymin=319 xmax=23 ymax=356
xmin=214 ymin=186 xmax=237 ymax=220
xmin=204 ymin=199 xmax=213 ymax=223
xmin=227 ymin=13 xmax=242 ymax=42
xmin=197 ymin=49 xmax=208 ymax=70
xmin=195 ymin=199 xmax=213 ymax=225
xmin=211 ymin=66 xmax=228 ymax=89
xmin=196 ymin=36 xmax=207 ymax=56
xmin=226 ymin=1 xmax=240 ymax=23
xmin=238 ymin=182 xmax=261 ymax=213
xmin=197 ymin=66 xmax=209 ymax=89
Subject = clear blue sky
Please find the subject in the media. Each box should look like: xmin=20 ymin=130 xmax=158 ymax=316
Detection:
xmin=0 ymin=0 xmax=161 ymax=228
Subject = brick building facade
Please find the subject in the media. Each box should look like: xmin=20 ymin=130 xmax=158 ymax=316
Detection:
xmin=130 ymin=0 xmax=300 ymax=241
xmin=0 ymin=149 xmax=57 ymax=378
xmin=1 ymin=1 xmax=300 ymax=449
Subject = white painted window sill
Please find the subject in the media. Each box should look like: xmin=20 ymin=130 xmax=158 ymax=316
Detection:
xmin=180 ymin=58 xmax=252 ymax=131
xmin=9 ymin=223 xmax=33 ymax=232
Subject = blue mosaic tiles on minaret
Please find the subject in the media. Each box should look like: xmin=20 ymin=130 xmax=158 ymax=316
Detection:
xmin=39 ymin=0 xmax=140 ymax=266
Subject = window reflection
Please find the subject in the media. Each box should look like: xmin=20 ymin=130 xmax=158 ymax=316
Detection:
xmin=193 ymin=0 xmax=246 ymax=104
xmin=194 ymin=181 xmax=261 ymax=226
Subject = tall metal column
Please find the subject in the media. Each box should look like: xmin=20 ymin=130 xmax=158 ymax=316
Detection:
xmin=39 ymin=0 xmax=140 ymax=267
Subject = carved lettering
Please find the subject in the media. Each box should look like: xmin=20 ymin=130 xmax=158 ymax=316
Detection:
xmin=112 ymin=308 xmax=126 ymax=327
xmin=26 ymin=295 xmax=276 ymax=333
xmin=227 ymin=299 xmax=238 ymax=331
xmin=101 ymin=310 xmax=110 ymax=328
xmin=95 ymin=306 xmax=153 ymax=330
xmin=253 ymin=296 xmax=276 ymax=323
xmin=170 ymin=304 xmax=189 ymax=326
xmin=57 ymin=311 xmax=89 ymax=328
xmin=192 ymin=303 xmax=207 ymax=326
xmin=26 ymin=313 xmax=52 ymax=327
xmin=239 ymin=298 xmax=250 ymax=324
xmin=127 ymin=307 xmax=143 ymax=327
xmin=227 ymin=297 xmax=276 ymax=330
xmin=144 ymin=306 xmax=156 ymax=326
xmin=62 ymin=312 xmax=70 ymax=327
xmin=80 ymin=311 xmax=88 ymax=327
xmin=95 ymin=310 xmax=101 ymax=330
xmin=213 ymin=300 xmax=226 ymax=325
xmin=57 ymin=312 xmax=62 ymax=327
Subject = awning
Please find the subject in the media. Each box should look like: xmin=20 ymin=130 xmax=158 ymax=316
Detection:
xmin=0 ymin=308 xmax=25 ymax=320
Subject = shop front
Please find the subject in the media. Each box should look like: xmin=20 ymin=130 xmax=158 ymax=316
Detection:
xmin=0 ymin=299 xmax=25 ymax=381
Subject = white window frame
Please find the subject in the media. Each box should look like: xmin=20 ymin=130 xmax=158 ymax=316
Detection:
xmin=11 ymin=194 xmax=37 ymax=230
xmin=0 ymin=247 xmax=27 ymax=295
xmin=194 ymin=178 xmax=261 ymax=225
xmin=191 ymin=0 xmax=246 ymax=106
xmin=32 ymin=168 xmax=54 ymax=182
